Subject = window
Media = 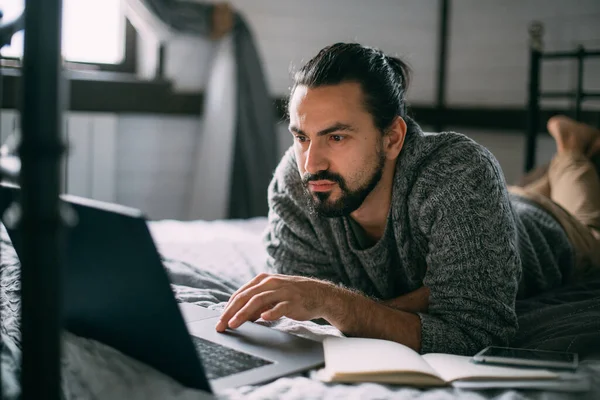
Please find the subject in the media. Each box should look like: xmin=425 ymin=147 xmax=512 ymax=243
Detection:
xmin=1 ymin=0 xmax=130 ymax=68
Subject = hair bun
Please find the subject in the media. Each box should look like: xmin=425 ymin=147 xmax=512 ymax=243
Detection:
xmin=386 ymin=55 xmax=411 ymax=91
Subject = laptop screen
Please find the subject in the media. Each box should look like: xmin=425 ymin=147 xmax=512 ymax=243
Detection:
xmin=0 ymin=185 xmax=211 ymax=392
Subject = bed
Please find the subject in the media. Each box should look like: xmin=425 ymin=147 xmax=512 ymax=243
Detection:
xmin=1 ymin=216 xmax=600 ymax=400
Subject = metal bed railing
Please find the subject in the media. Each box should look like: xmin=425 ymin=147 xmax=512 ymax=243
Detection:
xmin=524 ymin=21 xmax=600 ymax=173
xmin=0 ymin=1 xmax=65 ymax=399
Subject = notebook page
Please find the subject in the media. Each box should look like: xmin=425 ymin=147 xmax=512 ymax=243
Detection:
xmin=324 ymin=337 xmax=440 ymax=378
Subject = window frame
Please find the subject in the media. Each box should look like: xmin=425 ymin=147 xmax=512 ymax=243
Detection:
xmin=1 ymin=18 xmax=137 ymax=74
xmin=69 ymin=18 xmax=137 ymax=73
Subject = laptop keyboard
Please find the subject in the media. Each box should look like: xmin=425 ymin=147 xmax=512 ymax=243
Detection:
xmin=191 ymin=336 xmax=273 ymax=380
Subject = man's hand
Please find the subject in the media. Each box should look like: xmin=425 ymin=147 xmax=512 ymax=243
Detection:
xmin=215 ymin=273 xmax=335 ymax=332
xmin=215 ymin=273 xmax=423 ymax=352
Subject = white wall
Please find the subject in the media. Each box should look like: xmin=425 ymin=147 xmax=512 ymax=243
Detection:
xmin=160 ymin=0 xmax=439 ymax=102
xmin=229 ymin=0 xmax=439 ymax=103
xmin=116 ymin=115 xmax=201 ymax=220
xmin=0 ymin=110 xmax=200 ymax=220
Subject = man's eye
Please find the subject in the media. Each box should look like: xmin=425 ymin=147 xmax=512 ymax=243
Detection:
xmin=330 ymin=135 xmax=344 ymax=142
xmin=295 ymin=135 xmax=308 ymax=143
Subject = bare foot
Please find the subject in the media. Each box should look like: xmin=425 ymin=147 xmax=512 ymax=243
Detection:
xmin=547 ymin=115 xmax=600 ymax=156
xmin=588 ymin=136 xmax=600 ymax=158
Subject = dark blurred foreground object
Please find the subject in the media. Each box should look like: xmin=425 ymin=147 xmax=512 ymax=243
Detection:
xmin=13 ymin=0 xmax=66 ymax=399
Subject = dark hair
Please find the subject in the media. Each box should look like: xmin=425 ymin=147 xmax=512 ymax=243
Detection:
xmin=290 ymin=42 xmax=411 ymax=133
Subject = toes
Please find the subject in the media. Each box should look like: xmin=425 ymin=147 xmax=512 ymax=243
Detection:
xmin=547 ymin=115 xmax=572 ymax=136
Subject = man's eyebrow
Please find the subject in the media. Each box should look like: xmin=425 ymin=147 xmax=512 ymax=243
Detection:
xmin=289 ymin=123 xmax=355 ymax=137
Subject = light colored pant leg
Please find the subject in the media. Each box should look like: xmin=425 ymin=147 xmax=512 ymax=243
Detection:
xmin=520 ymin=173 xmax=551 ymax=198
xmin=508 ymin=152 xmax=600 ymax=280
xmin=548 ymin=152 xmax=600 ymax=235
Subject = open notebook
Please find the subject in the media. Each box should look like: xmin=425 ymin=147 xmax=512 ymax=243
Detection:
xmin=315 ymin=337 xmax=560 ymax=387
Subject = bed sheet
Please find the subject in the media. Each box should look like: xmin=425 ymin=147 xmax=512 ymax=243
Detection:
xmin=1 ymin=218 xmax=599 ymax=400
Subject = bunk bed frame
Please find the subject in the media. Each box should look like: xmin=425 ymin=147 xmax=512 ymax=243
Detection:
xmin=524 ymin=21 xmax=600 ymax=172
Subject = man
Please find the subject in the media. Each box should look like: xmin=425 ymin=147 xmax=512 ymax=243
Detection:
xmin=215 ymin=43 xmax=600 ymax=355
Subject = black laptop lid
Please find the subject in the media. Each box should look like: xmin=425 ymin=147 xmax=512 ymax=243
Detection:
xmin=0 ymin=185 xmax=210 ymax=392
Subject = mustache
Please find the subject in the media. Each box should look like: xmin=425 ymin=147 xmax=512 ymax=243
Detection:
xmin=302 ymin=170 xmax=344 ymax=186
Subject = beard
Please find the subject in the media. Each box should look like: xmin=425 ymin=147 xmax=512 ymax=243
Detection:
xmin=302 ymin=148 xmax=386 ymax=218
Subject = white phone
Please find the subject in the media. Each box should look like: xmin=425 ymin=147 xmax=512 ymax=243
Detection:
xmin=472 ymin=346 xmax=578 ymax=371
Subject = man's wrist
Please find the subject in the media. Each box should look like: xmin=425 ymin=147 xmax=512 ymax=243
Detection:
xmin=317 ymin=281 xmax=422 ymax=351
xmin=319 ymin=283 xmax=362 ymax=332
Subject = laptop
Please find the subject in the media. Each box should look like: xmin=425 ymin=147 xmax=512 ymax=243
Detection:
xmin=0 ymin=185 xmax=324 ymax=393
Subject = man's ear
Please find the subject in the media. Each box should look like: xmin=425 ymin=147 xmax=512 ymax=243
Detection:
xmin=383 ymin=116 xmax=407 ymax=160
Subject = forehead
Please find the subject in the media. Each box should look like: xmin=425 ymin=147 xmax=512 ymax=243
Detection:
xmin=288 ymin=82 xmax=368 ymax=126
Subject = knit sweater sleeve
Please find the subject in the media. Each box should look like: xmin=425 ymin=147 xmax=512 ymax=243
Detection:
xmin=414 ymin=139 xmax=521 ymax=355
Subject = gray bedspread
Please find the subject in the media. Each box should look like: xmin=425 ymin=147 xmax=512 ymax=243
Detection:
xmin=1 ymin=218 xmax=599 ymax=399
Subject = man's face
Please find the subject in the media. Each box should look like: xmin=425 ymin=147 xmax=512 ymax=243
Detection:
xmin=288 ymin=82 xmax=386 ymax=218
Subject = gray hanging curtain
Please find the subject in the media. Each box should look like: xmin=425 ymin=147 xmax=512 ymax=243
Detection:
xmin=228 ymin=20 xmax=278 ymax=218
xmin=125 ymin=0 xmax=278 ymax=219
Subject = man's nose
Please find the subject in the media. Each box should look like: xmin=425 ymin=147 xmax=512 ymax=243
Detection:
xmin=304 ymin=142 xmax=329 ymax=175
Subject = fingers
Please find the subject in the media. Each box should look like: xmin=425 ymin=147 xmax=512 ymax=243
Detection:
xmin=227 ymin=273 xmax=271 ymax=304
xmin=260 ymin=301 xmax=290 ymax=321
xmin=225 ymin=273 xmax=284 ymax=307
xmin=216 ymin=273 xmax=301 ymax=332
xmin=217 ymin=274 xmax=275 ymax=332
xmin=227 ymin=291 xmax=282 ymax=329
xmin=248 ymin=303 xmax=277 ymax=323
xmin=216 ymin=290 xmax=279 ymax=332
xmin=216 ymin=283 xmax=278 ymax=332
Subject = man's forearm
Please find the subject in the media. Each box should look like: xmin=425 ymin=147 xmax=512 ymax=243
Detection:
xmin=322 ymin=286 xmax=422 ymax=352
xmin=381 ymin=286 xmax=430 ymax=313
